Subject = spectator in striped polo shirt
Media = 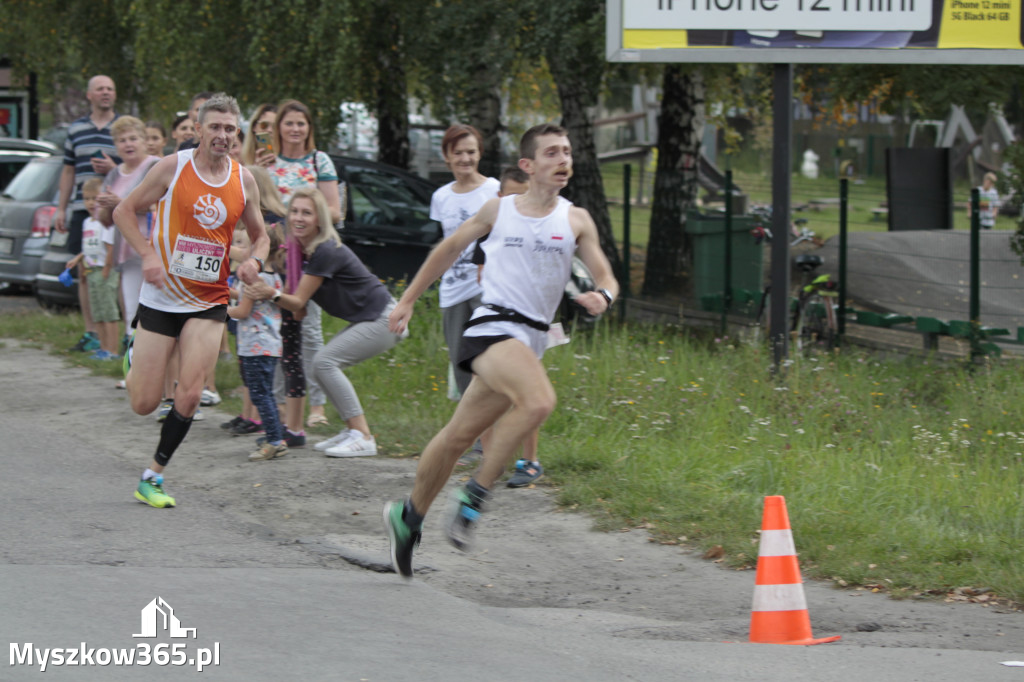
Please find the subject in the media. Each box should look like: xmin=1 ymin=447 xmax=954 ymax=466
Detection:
xmin=56 ymin=75 xmax=121 ymax=352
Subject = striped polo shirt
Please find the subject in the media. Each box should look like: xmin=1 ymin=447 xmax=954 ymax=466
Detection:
xmin=63 ymin=113 xmax=121 ymax=208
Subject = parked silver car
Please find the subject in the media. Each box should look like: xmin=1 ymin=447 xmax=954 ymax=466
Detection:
xmin=0 ymin=155 xmax=62 ymax=291
xmin=0 ymin=137 xmax=58 ymax=190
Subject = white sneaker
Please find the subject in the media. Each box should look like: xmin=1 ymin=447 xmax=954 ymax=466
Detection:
xmin=192 ymin=408 xmax=205 ymax=422
xmin=314 ymin=429 xmax=357 ymax=452
xmin=325 ymin=433 xmax=377 ymax=458
xmin=200 ymin=389 xmax=222 ymax=406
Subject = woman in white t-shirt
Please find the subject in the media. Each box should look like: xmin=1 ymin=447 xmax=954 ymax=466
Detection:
xmin=430 ymin=124 xmax=500 ymax=397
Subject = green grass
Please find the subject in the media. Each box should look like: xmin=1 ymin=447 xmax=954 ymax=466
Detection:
xmin=3 ymin=302 xmax=1023 ymax=605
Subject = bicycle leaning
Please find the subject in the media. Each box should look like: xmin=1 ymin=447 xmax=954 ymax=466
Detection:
xmin=791 ymin=254 xmax=839 ymax=351
xmin=752 ymin=230 xmax=839 ymax=352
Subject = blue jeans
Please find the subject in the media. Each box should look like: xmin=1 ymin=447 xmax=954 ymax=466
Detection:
xmin=240 ymin=355 xmax=283 ymax=444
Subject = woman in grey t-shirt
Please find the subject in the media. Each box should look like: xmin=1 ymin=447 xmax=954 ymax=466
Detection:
xmin=246 ymin=187 xmax=405 ymax=458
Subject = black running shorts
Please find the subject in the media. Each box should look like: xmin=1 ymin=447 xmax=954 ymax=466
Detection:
xmin=456 ymin=334 xmax=513 ymax=374
xmin=137 ymin=303 xmax=229 ymax=338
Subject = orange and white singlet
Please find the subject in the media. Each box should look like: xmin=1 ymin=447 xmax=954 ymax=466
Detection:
xmin=139 ymin=149 xmax=246 ymax=312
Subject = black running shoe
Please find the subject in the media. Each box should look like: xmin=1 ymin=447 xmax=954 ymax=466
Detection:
xmin=383 ymin=501 xmax=421 ymax=578
xmin=220 ymin=415 xmax=246 ymax=431
xmin=230 ymin=419 xmax=263 ymax=435
xmin=256 ymin=431 xmax=306 ymax=448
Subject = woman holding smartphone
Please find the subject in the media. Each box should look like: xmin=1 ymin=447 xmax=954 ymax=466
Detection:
xmin=242 ymin=103 xmax=277 ymax=166
xmin=257 ymin=99 xmax=342 ymax=225
xmin=255 ymin=99 xmax=338 ymax=429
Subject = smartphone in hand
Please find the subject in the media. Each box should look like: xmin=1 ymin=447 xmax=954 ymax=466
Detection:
xmin=255 ymin=132 xmax=273 ymax=154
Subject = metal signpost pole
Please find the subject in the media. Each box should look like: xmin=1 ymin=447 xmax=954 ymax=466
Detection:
xmin=769 ymin=63 xmax=793 ymax=372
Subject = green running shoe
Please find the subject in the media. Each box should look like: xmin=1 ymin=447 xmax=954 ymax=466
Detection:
xmin=383 ymin=500 xmax=420 ymax=578
xmin=135 ymin=475 xmax=176 ymax=508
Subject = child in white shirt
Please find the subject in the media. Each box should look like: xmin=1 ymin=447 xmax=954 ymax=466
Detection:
xmin=66 ymin=177 xmax=121 ymax=360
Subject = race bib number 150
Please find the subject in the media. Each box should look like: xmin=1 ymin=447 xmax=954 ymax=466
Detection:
xmin=169 ymin=235 xmax=225 ymax=283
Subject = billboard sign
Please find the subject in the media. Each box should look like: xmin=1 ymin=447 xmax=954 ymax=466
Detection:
xmin=608 ymin=0 xmax=1024 ymax=64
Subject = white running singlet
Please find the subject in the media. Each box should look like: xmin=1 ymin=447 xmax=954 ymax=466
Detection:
xmin=465 ymin=195 xmax=575 ymax=357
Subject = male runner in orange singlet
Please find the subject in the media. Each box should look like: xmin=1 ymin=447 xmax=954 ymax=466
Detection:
xmin=114 ymin=93 xmax=270 ymax=508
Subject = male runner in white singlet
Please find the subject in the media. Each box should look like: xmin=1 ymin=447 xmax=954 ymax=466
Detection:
xmin=383 ymin=123 xmax=619 ymax=577
xmin=113 ymin=93 xmax=270 ymax=508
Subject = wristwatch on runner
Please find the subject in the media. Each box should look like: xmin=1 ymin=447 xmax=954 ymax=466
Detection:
xmin=597 ymin=288 xmax=614 ymax=307
xmin=252 ymin=256 xmax=265 ymax=271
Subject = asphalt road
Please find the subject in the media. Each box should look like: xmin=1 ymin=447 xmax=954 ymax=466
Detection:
xmin=1 ymin=321 xmax=1022 ymax=680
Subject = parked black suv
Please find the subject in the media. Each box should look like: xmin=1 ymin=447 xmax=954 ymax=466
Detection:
xmin=330 ymin=154 xmax=442 ymax=283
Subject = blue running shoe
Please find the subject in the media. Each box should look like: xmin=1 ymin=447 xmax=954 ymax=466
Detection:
xmin=507 ymin=459 xmax=543 ymax=488
xmin=444 ymin=488 xmax=482 ymax=552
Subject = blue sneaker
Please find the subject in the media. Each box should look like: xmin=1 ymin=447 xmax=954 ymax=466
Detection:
xmin=444 ymin=488 xmax=482 ymax=552
xmin=69 ymin=331 xmax=99 ymax=352
xmin=507 ymin=459 xmax=543 ymax=488
xmin=91 ymin=349 xmax=117 ymax=361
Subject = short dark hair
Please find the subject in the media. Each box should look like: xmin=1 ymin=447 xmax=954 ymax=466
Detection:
xmin=520 ymin=123 xmax=567 ymax=160
xmin=172 ymin=114 xmax=191 ymax=132
xmin=145 ymin=120 xmax=166 ymax=138
xmin=499 ymin=166 xmax=528 ymax=186
xmin=190 ymin=91 xmax=215 ymax=107
xmin=441 ymin=124 xmax=483 ymax=158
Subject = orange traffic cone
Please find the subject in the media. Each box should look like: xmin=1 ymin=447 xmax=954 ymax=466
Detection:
xmin=749 ymin=495 xmax=841 ymax=645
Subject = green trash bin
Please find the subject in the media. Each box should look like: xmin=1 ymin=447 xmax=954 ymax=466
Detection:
xmin=688 ymin=211 xmax=763 ymax=315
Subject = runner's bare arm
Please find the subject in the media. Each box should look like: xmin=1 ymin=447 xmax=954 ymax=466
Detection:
xmin=236 ymin=167 xmax=270 ymax=286
xmin=571 ymin=206 xmax=619 ymax=316
xmin=389 ymin=198 xmax=498 ymax=334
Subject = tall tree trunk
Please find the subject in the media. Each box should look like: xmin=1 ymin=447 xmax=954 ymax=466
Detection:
xmin=551 ymin=75 xmax=623 ymax=277
xmin=467 ymin=66 xmax=505 ymax=179
xmin=642 ymin=66 xmax=705 ymax=297
xmin=371 ymin=5 xmax=410 ymax=169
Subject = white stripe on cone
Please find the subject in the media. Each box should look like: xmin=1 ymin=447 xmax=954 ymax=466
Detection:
xmin=752 ymin=583 xmax=809 ymax=612
xmin=758 ymin=529 xmax=797 ymax=557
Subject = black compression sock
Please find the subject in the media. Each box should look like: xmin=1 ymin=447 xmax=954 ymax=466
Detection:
xmin=154 ymin=408 xmax=194 ymax=466
xmin=465 ymin=478 xmax=490 ymax=510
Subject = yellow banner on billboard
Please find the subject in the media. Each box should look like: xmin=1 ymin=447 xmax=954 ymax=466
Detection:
xmin=621 ymin=1 xmax=1023 ymax=52
xmin=939 ymin=1 xmax=1022 ymax=49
